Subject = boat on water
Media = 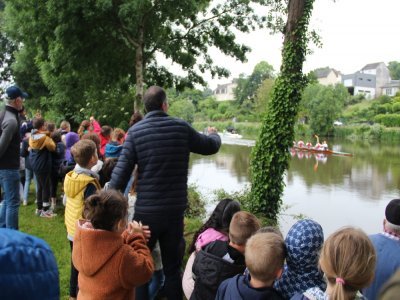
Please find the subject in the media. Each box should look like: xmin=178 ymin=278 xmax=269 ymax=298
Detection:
xmin=291 ymin=146 xmax=353 ymax=157
xmin=218 ymin=131 xmax=243 ymax=139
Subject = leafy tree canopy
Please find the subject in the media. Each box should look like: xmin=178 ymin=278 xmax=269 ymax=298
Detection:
xmin=301 ymin=83 xmax=349 ymax=135
xmin=4 ymin=0 xmax=270 ymax=111
xmin=234 ymin=60 xmax=275 ymax=104
xmin=388 ymin=61 xmax=400 ymax=80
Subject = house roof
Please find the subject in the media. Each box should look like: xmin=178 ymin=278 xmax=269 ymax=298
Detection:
xmin=314 ymin=68 xmax=341 ymax=79
xmin=381 ymin=80 xmax=400 ymax=88
xmin=361 ymin=62 xmax=384 ymax=70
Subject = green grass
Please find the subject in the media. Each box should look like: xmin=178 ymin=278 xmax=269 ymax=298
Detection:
xmin=19 ymin=200 xmax=70 ymax=299
xmin=18 ymin=191 xmax=204 ymax=300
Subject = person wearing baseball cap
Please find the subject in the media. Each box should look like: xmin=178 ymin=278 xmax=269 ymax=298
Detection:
xmin=363 ymin=199 xmax=400 ymax=300
xmin=0 ymin=85 xmax=28 ymax=229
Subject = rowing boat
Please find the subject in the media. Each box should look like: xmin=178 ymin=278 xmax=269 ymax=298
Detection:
xmin=291 ymin=146 xmax=353 ymax=157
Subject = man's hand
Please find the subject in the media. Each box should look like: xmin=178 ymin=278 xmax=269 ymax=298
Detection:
xmin=207 ymin=126 xmax=217 ymax=134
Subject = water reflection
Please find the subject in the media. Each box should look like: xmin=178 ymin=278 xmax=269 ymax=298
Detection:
xmin=188 ymin=140 xmax=400 ymax=236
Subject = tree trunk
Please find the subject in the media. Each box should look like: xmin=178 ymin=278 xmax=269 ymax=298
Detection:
xmin=250 ymin=0 xmax=315 ymax=224
xmin=135 ymin=26 xmax=144 ymax=112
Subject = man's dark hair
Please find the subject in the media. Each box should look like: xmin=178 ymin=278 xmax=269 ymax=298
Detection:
xmin=143 ymin=86 xmax=167 ymax=112
xmin=32 ymin=117 xmax=45 ymax=130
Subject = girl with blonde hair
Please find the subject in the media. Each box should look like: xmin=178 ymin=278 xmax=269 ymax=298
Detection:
xmin=291 ymin=227 xmax=376 ymax=300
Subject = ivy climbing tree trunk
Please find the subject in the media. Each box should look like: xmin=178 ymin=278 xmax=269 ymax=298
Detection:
xmin=250 ymin=0 xmax=315 ymax=224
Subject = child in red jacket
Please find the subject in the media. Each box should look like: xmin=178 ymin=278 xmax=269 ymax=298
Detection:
xmin=72 ymin=190 xmax=154 ymax=300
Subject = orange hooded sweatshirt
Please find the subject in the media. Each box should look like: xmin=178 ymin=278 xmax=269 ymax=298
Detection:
xmin=72 ymin=221 xmax=154 ymax=300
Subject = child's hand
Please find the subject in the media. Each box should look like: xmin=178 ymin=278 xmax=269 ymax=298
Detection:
xmin=128 ymin=221 xmax=151 ymax=241
xmin=141 ymin=224 xmax=151 ymax=241
xmin=128 ymin=221 xmax=142 ymax=234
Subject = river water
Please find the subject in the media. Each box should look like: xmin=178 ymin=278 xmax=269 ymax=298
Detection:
xmin=188 ymin=138 xmax=400 ymax=236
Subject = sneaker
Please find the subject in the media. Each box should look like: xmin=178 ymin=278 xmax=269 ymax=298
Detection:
xmin=39 ymin=210 xmax=57 ymax=218
xmin=35 ymin=209 xmax=41 ymax=216
xmin=23 ymin=200 xmax=28 ymax=206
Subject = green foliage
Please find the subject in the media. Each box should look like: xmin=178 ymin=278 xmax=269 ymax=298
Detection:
xmin=301 ymin=83 xmax=349 ymax=136
xmin=168 ymin=100 xmax=196 ymax=124
xmin=234 ymin=61 xmax=275 ymax=105
xmin=388 ymin=61 xmax=400 ymax=80
xmin=255 ymin=78 xmax=275 ymax=115
xmin=250 ymin=0 xmax=316 ymax=224
xmin=374 ymin=114 xmax=400 ymax=127
xmin=5 ymin=0 xmax=271 ymax=111
xmin=377 ymin=95 xmax=392 ymax=104
xmin=193 ymin=121 xmax=261 ymax=139
xmin=185 ymin=184 xmax=206 ymax=219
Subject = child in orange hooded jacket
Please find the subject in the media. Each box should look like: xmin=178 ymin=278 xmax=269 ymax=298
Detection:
xmin=72 ymin=190 xmax=154 ymax=300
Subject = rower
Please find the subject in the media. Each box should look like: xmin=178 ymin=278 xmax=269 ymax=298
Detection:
xmin=297 ymin=140 xmax=304 ymax=148
xmin=306 ymin=141 xmax=312 ymax=149
xmin=322 ymin=140 xmax=328 ymax=151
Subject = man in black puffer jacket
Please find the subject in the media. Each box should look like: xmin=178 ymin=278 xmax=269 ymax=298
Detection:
xmin=110 ymin=86 xmax=221 ymax=299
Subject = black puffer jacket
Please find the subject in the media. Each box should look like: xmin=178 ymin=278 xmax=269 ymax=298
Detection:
xmin=109 ymin=110 xmax=221 ymax=216
xmin=191 ymin=240 xmax=246 ymax=300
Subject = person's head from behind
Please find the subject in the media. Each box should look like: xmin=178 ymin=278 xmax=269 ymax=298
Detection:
xmin=319 ymin=227 xmax=376 ymax=300
xmin=246 ymin=232 xmax=285 ymax=286
xmin=46 ymin=122 xmax=56 ymax=133
xmin=51 ymin=131 xmax=62 ymax=144
xmin=112 ymin=128 xmax=125 ymax=144
xmin=101 ymin=125 xmax=112 ymax=138
xmin=188 ymin=198 xmax=241 ymax=253
xmin=78 ymin=120 xmax=91 ymax=137
xmin=71 ymin=139 xmax=98 ymax=169
xmin=257 ymin=226 xmax=284 ymax=239
xmin=100 ymin=157 xmax=118 ymax=184
xmin=81 ymin=132 xmax=101 ymax=158
xmin=229 ymin=211 xmax=261 ymax=252
xmin=383 ymin=199 xmax=400 ymax=236
xmin=32 ymin=117 xmax=45 ymax=131
xmin=143 ymin=86 xmax=168 ymax=113
xmin=85 ymin=190 xmax=128 ymax=233
xmin=60 ymin=120 xmax=71 ymax=132
xmin=129 ymin=111 xmax=143 ymax=127
xmin=285 ymin=219 xmax=324 ymax=270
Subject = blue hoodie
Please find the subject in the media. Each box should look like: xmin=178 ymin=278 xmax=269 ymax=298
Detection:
xmin=217 ymin=274 xmax=284 ymax=300
xmin=0 ymin=229 xmax=59 ymax=300
xmin=105 ymin=141 xmax=123 ymax=158
xmin=274 ymin=219 xmax=326 ymax=299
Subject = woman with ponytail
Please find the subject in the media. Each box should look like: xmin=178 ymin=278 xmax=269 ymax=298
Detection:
xmin=72 ymin=190 xmax=154 ymax=300
xmin=182 ymin=198 xmax=241 ymax=299
xmin=291 ymin=227 xmax=376 ymax=300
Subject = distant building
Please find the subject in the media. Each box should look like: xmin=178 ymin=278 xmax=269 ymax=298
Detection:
xmin=213 ymin=80 xmax=237 ymax=101
xmin=314 ymin=67 xmax=342 ymax=86
xmin=381 ymin=80 xmax=400 ymax=96
xmin=360 ymin=62 xmax=391 ymax=97
xmin=342 ymin=72 xmax=376 ymax=99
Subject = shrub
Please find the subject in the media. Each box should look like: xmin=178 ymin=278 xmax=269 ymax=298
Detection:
xmin=392 ymin=102 xmax=400 ymax=113
xmin=185 ymin=184 xmax=206 ymax=219
xmin=374 ymin=114 xmax=400 ymax=127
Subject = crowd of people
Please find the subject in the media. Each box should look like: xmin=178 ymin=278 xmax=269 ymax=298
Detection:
xmin=0 ymin=85 xmax=400 ymax=300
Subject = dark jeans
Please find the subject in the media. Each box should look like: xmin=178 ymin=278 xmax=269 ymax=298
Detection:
xmin=35 ymin=172 xmax=50 ymax=210
xmin=50 ymin=169 xmax=59 ymax=198
xmin=134 ymin=213 xmax=184 ymax=300
xmin=0 ymin=169 xmax=20 ymax=229
xmin=69 ymin=240 xmax=79 ymax=297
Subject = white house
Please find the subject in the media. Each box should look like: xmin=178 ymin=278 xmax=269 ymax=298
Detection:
xmin=360 ymin=62 xmax=391 ymax=97
xmin=213 ymin=81 xmax=237 ymax=101
xmin=314 ymin=68 xmax=342 ymax=86
xmin=342 ymin=72 xmax=376 ymax=99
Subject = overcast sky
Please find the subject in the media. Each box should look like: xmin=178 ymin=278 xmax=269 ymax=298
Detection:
xmin=203 ymin=0 xmax=400 ymax=89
